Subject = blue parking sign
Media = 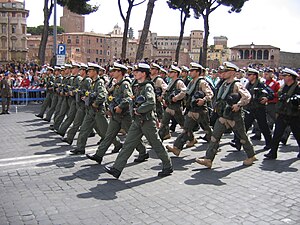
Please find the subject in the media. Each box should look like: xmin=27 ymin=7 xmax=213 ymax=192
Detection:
xmin=57 ymin=44 xmax=66 ymax=55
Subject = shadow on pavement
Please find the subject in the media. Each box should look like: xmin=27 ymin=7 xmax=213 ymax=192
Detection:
xmin=77 ymin=176 xmax=160 ymax=200
xmin=184 ymin=165 xmax=247 ymax=186
xmin=36 ymin=154 xmax=88 ymax=168
xmin=260 ymin=158 xmax=299 ymax=173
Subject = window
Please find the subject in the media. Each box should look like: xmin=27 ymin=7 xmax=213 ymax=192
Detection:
xmin=100 ymin=39 xmax=102 ymax=43
xmin=1 ymin=37 xmax=7 ymax=48
xmin=96 ymin=58 xmax=98 ymax=62
xmin=12 ymin=12 xmax=16 ymax=17
xmin=1 ymin=24 xmax=7 ymax=34
xmin=12 ymin=3 xmax=16 ymax=8
xmin=100 ymin=50 xmax=102 ymax=55
xmin=11 ymin=24 xmax=17 ymax=34
xmin=76 ymin=39 xmax=79 ymax=44
xmin=96 ymin=50 xmax=98 ymax=54
xmin=96 ymin=38 xmax=98 ymax=43
xmin=263 ymin=50 xmax=269 ymax=60
xmin=67 ymin=39 xmax=71 ymax=44
xmin=2 ymin=12 xmax=6 ymax=17
xmin=75 ymin=48 xmax=80 ymax=52
xmin=257 ymin=50 xmax=262 ymax=59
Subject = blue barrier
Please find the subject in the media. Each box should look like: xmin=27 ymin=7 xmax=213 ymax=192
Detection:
xmin=0 ymin=87 xmax=46 ymax=104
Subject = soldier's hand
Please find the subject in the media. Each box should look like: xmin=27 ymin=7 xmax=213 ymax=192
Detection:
xmin=114 ymin=106 xmax=122 ymax=114
xmin=81 ymin=96 xmax=86 ymax=101
xmin=232 ymin=104 xmax=240 ymax=112
xmin=92 ymin=102 xmax=98 ymax=108
xmin=134 ymin=109 xmax=141 ymax=115
xmin=157 ymin=96 xmax=163 ymax=102
xmin=172 ymin=97 xmax=177 ymax=102
xmin=260 ymin=97 xmax=268 ymax=104
xmin=197 ymin=98 xmax=205 ymax=106
xmin=106 ymin=110 xmax=112 ymax=117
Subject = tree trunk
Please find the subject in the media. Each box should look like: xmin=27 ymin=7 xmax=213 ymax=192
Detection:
xmin=38 ymin=0 xmax=53 ymax=65
xmin=201 ymin=9 xmax=209 ymax=67
xmin=121 ymin=5 xmax=133 ymax=60
xmin=175 ymin=10 xmax=188 ymax=64
xmin=135 ymin=0 xmax=156 ymax=62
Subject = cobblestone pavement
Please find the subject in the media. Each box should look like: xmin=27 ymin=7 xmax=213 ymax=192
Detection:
xmin=0 ymin=104 xmax=299 ymax=225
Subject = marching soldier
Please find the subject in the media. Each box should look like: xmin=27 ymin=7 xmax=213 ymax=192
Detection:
xmin=0 ymin=72 xmax=13 ymax=114
xmin=158 ymin=65 xmax=186 ymax=140
xmin=86 ymin=62 xmax=148 ymax=164
xmin=70 ymin=63 xmax=122 ymax=155
xmin=231 ymin=67 xmax=274 ymax=151
xmin=166 ymin=62 xmax=214 ymax=156
xmin=196 ymin=62 xmax=256 ymax=168
xmin=56 ymin=62 xmax=82 ymax=136
xmin=150 ymin=63 xmax=168 ymax=122
xmin=35 ymin=67 xmax=54 ymax=118
xmin=264 ymin=68 xmax=300 ymax=159
xmin=103 ymin=63 xmax=173 ymax=179
xmin=61 ymin=63 xmax=91 ymax=145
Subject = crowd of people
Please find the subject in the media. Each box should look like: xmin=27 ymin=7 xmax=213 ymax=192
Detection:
xmin=1 ymin=60 xmax=299 ymax=178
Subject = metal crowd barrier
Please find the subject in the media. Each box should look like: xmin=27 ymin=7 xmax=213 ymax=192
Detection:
xmin=0 ymin=87 xmax=46 ymax=106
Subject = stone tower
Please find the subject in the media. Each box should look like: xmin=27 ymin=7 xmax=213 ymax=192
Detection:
xmin=60 ymin=7 xmax=85 ymax=33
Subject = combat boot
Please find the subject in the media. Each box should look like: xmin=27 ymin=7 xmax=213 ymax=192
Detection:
xmin=158 ymin=167 xmax=173 ymax=177
xmin=166 ymin=145 xmax=180 ymax=156
xmin=103 ymin=166 xmax=121 ymax=179
xmin=243 ymin=156 xmax=257 ymax=166
xmin=186 ymin=138 xmax=198 ymax=148
xmin=195 ymin=158 xmax=212 ymax=169
xmin=134 ymin=153 xmax=149 ymax=163
xmin=86 ymin=154 xmax=103 ymax=164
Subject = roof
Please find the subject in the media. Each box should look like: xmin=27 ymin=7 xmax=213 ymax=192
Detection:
xmin=231 ymin=45 xmax=280 ymax=50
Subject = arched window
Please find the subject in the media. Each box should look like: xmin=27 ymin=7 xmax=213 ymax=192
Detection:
xmin=263 ymin=50 xmax=269 ymax=60
xmin=257 ymin=50 xmax=262 ymax=60
xmin=271 ymin=55 xmax=274 ymax=60
xmin=244 ymin=50 xmax=250 ymax=59
xmin=238 ymin=49 xmax=243 ymax=59
xmin=252 ymin=50 xmax=256 ymax=59
xmin=1 ymin=36 xmax=7 ymax=48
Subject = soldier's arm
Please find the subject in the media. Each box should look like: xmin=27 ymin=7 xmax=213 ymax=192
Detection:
xmin=234 ymin=82 xmax=251 ymax=106
xmin=200 ymin=80 xmax=214 ymax=102
xmin=136 ymin=84 xmax=156 ymax=114
xmin=174 ymin=80 xmax=186 ymax=101
xmin=158 ymin=77 xmax=168 ymax=95
xmin=119 ymin=81 xmax=133 ymax=110
xmin=94 ymin=80 xmax=107 ymax=107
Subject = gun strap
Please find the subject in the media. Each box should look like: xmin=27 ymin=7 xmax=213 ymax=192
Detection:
xmin=217 ymin=80 xmax=239 ymax=101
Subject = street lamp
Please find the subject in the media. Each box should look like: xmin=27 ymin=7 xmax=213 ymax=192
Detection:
xmin=250 ymin=42 xmax=254 ymax=67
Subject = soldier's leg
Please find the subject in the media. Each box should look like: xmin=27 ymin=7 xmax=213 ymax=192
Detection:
xmin=53 ymin=97 xmax=69 ymax=130
xmin=231 ymin=115 xmax=255 ymax=159
xmin=266 ymin=115 xmax=288 ymax=158
xmin=53 ymin=96 xmax=63 ymax=121
xmin=142 ymin=120 xmax=172 ymax=170
xmin=6 ymin=97 xmax=11 ymax=112
xmin=76 ymin=110 xmax=95 ymax=151
xmin=158 ymin=110 xmax=172 ymax=140
xmin=45 ymin=94 xmax=58 ymax=121
xmin=255 ymin=109 xmax=272 ymax=147
xmin=198 ymin=110 xmax=213 ymax=140
xmin=174 ymin=115 xmax=197 ymax=150
xmin=173 ymin=107 xmax=184 ymax=127
xmin=38 ymin=92 xmax=51 ymax=116
xmin=113 ymin=121 xmax=143 ymax=172
xmin=58 ymin=99 xmax=77 ymax=135
xmin=95 ymin=118 xmax=121 ymax=157
xmin=94 ymin=112 xmax=121 ymax=147
xmin=205 ymin=118 xmax=228 ymax=161
xmin=1 ymin=98 xmax=6 ymax=113
xmin=288 ymin=117 xmax=300 ymax=156
xmin=66 ymin=106 xmax=86 ymax=142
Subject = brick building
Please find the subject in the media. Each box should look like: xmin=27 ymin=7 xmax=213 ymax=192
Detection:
xmin=60 ymin=7 xmax=84 ymax=33
xmin=0 ymin=0 xmax=29 ymax=63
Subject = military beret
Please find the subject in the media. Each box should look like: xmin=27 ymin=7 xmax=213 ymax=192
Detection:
xmin=223 ymin=62 xmax=239 ymax=72
xmin=181 ymin=66 xmax=189 ymax=72
xmin=169 ymin=65 xmax=181 ymax=74
xmin=150 ymin=63 xmax=161 ymax=70
xmin=282 ymin=68 xmax=298 ymax=77
xmin=246 ymin=67 xmax=259 ymax=75
xmin=189 ymin=62 xmax=204 ymax=71
xmin=87 ymin=62 xmax=101 ymax=71
xmin=111 ymin=62 xmax=128 ymax=71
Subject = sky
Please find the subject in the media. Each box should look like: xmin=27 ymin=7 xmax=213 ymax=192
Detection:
xmin=24 ymin=0 xmax=300 ymax=53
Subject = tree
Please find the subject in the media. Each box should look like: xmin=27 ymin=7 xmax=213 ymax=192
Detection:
xmin=38 ymin=0 xmax=98 ymax=65
xmin=136 ymin=0 xmax=157 ymax=62
xmin=27 ymin=25 xmax=64 ymax=35
xmin=191 ymin=0 xmax=248 ymax=67
xmin=167 ymin=0 xmax=193 ymax=64
xmin=118 ymin=0 xmax=146 ymax=60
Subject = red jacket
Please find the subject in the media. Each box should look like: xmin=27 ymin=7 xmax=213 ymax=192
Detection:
xmin=266 ymin=78 xmax=280 ymax=103
xmin=20 ymin=78 xmax=30 ymax=87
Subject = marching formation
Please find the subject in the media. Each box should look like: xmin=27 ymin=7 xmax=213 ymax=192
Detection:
xmin=34 ymin=60 xmax=300 ymax=179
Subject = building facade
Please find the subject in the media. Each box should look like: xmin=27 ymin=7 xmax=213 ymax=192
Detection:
xmin=60 ymin=7 xmax=84 ymax=33
xmin=207 ymin=36 xmax=231 ymax=69
xmin=230 ymin=44 xmax=280 ymax=68
xmin=0 ymin=0 xmax=29 ymax=63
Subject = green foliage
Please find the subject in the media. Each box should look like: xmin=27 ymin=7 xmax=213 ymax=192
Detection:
xmin=27 ymin=26 xmax=65 ymax=35
xmin=57 ymin=0 xmax=99 ymax=15
xmin=167 ymin=0 xmax=193 ymax=16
